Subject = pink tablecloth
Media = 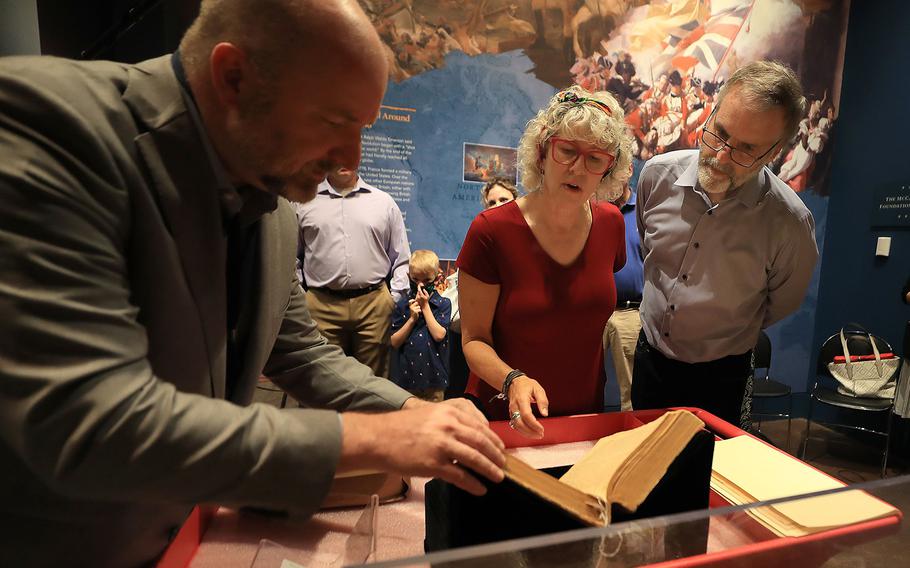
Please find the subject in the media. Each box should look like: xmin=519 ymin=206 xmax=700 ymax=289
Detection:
xmin=189 ymin=442 xmax=596 ymax=567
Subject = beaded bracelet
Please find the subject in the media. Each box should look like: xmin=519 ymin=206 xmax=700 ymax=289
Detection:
xmin=489 ymin=369 xmax=526 ymax=402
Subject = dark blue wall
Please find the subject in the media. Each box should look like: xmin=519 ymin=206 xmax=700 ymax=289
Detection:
xmin=811 ymin=0 xmax=910 ymax=388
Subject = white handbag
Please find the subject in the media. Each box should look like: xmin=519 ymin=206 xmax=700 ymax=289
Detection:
xmin=827 ymin=328 xmax=899 ymax=399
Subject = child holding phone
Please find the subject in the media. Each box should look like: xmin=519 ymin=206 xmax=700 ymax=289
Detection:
xmin=390 ymin=250 xmax=452 ymax=401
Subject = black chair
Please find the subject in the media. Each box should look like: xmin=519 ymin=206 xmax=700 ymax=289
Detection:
xmin=800 ymin=329 xmax=897 ymax=478
xmin=751 ymin=331 xmax=792 ymax=450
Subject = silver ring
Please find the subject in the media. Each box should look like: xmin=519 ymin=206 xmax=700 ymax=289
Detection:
xmin=510 ymin=411 xmax=521 ymax=421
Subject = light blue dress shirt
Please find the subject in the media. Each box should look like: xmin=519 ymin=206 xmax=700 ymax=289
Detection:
xmin=295 ymin=178 xmax=411 ymax=302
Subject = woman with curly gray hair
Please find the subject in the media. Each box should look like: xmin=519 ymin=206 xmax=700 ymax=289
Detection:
xmin=457 ymin=85 xmax=633 ymax=438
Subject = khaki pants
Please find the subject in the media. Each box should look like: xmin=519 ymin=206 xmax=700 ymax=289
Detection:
xmin=306 ymin=284 xmax=394 ymax=378
xmin=603 ymin=308 xmax=642 ymax=411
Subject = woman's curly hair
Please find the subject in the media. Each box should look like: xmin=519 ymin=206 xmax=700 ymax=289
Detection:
xmin=517 ymin=85 xmax=634 ymax=201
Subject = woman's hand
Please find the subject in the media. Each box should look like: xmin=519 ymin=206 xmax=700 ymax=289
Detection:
xmin=507 ymin=376 xmax=549 ymax=439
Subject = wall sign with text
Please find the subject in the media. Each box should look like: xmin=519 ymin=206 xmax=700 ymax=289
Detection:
xmin=871 ymin=183 xmax=910 ymax=228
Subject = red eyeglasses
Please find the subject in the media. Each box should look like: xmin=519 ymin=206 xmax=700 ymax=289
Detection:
xmin=548 ymin=137 xmax=617 ymax=175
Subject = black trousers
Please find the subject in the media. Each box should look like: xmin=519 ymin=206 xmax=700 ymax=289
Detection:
xmin=632 ymin=330 xmax=752 ymax=428
xmin=445 ymin=331 xmax=470 ymax=399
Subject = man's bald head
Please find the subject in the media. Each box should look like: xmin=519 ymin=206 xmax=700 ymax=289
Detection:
xmin=176 ymin=0 xmax=388 ymax=202
xmin=180 ymin=0 xmax=386 ymax=83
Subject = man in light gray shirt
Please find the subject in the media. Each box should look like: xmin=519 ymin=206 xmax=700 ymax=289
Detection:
xmin=633 ymin=61 xmax=819 ymax=426
xmin=296 ymin=167 xmax=410 ymax=378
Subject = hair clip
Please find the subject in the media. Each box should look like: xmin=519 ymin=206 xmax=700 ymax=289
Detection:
xmin=557 ymin=91 xmax=583 ymax=104
xmin=557 ymin=91 xmax=612 ymax=115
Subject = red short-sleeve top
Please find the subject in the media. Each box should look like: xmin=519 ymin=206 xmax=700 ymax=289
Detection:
xmin=456 ymin=199 xmax=626 ymax=419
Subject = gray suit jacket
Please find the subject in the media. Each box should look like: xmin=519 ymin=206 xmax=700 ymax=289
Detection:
xmin=0 ymin=55 xmax=411 ymax=567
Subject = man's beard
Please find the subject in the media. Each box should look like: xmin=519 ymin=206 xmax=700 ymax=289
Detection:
xmin=253 ymin=168 xmax=327 ymax=204
xmin=697 ymin=156 xmax=734 ymax=195
xmin=277 ymin=171 xmax=323 ymax=203
xmin=235 ymin=133 xmax=333 ymax=203
xmin=230 ymin=100 xmax=332 ymax=204
xmin=697 ymin=154 xmax=759 ymax=196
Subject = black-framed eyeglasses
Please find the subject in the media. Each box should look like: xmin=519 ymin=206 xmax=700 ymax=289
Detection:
xmin=700 ymin=108 xmax=780 ymax=168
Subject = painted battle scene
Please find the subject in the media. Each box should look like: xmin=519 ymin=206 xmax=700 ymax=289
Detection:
xmin=360 ymin=0 xmax=849 ymax=195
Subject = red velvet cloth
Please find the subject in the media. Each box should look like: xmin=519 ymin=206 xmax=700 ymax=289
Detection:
xmin=457 ymin=200 xmax=625 ymax=419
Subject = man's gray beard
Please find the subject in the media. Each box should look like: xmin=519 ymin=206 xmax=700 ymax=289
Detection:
xmin=697 ymin=155 xmax=761 ymax=196
xmin=697 ymin=163 xmax=732 ymax=195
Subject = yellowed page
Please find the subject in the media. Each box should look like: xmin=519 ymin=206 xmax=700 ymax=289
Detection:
xmin=711 ymin=471 xmax=809 ymax=537
xmin=610 ymin=411 xmax=703 ymax=507
xmin=775 ymin=489 xmax=896 ymax=529
xmin=559 ymin=413 xmax=670 ymax=498
xmin=559 ymin=410 xmax=703 ymax=511
xmin=712 ymin=436 xmax=896 ymax=530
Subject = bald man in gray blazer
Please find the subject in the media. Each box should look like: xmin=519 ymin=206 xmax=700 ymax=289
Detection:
xmin=0 ymin=1 xmax=504 ymax=566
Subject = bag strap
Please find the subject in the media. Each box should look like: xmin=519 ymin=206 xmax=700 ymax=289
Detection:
xmin=847 ymin=321 xmax=886 ymax=373
xmin=838 ymin=327 xmax=854 ymax=381
xmin=840 ymin=323 xmax=886 ymax=377
xmin=870 ymin=332 xmax=884 ymax=373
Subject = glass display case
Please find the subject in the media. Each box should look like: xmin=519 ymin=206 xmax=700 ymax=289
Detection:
xmin=161 ymin=409 xmax=906 ymax=568
xmin=366 ymin=476 xmax=907 ymax=567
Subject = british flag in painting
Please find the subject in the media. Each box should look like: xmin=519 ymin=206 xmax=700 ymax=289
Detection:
xmin=655 ymin=2 xmax=754 ymax=80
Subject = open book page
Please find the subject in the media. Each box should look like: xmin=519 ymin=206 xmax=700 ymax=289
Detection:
xmin=559 ymin=410 xmax=704 ymax=511
xmin=557 ymin=421 xmax=653 ymax=499
xmin=468 ymin=410 xmax=710 ymax=532
xmin=712 ymin=436 xmax=897 ymax=535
